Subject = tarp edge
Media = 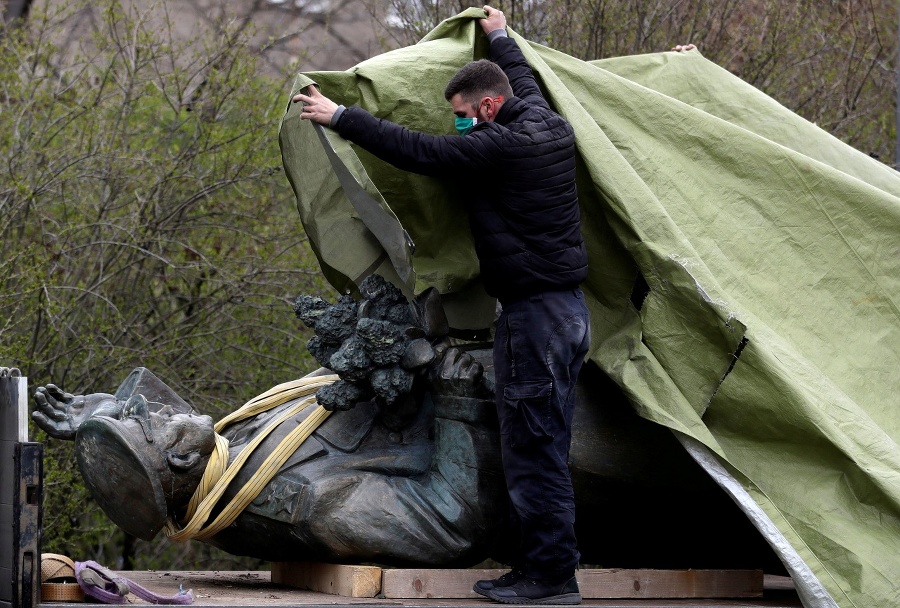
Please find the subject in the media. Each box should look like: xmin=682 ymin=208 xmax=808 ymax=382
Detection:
xmin=674 ymin=432 xmax=839 ymax=608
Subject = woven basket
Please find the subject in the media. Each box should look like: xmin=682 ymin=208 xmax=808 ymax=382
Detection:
xmin=40 ymin=553 xmax=84 ymax=602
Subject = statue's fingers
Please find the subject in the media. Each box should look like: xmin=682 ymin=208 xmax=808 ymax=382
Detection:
xmin=33 ymin=390 xmax=51 ymax=410
xmin=31 ymin=410 xmax=60 ymax=429
xmin=35 ymin=389 xmax=62 ymax=412
xmin=431 ymin=337 xmax=451 ymax=360
xmin=35 ymin=394 xmax=67 ymax=421
xmin=451 ymin=351 xmax=476 ymax=379
xmin=46 ymin=384 xmax=74 ymax=402
xmin=470 ymin=359 xmax=484 ymax=377
xmin=46 ymin=406 xmax=68 ymax=422
xmin=460 ymin=360 xmax=483 ymax=385
xmin=439 ymin=347 xmax=461 ymax=378
xmin=456 ymin=351 xmax=475 ymax=368
xmin=45 ymin=384 xmax=67 ymax=400
xmin=448 ymin=350 xmax=471 ymax=380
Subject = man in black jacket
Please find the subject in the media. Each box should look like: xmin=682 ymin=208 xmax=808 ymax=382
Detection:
xmin=293 ymin=6 xmax=589 ymax=604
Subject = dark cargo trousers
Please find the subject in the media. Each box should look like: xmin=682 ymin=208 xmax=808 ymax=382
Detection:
xmin=494 ymin=288 xmax=591 ymax=581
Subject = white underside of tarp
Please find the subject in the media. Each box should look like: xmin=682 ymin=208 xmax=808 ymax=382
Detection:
xmin=674 ymin=432 xmax=839 ymax=608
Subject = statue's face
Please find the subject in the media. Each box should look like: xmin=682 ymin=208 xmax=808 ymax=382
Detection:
xmin=118 ymin=398 xmax=216 ymax=460
xmin=76 ymin=405 xmax=217 ymax=540
xmin=151 ymin=412 xmax=216 ymax=460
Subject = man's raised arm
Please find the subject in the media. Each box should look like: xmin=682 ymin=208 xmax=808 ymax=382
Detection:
xmin=480 ymin=6 xmax=546 ymax=107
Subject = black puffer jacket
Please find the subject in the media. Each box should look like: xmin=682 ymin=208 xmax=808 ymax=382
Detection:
xmin=334 ymin=35 xmax=587 ymax=302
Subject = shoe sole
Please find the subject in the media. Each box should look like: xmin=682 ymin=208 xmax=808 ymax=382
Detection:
xmin=474 ymin=571 xmax=524 ymax=599
xmin=472 ymin=585 xmax=491 ymax=598
xmin=488 ymin=592 xmax=582 ymax=605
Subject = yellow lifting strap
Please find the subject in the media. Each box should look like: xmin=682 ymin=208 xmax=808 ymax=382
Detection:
xmin=165 ymin=374 xmax=339 ymax=542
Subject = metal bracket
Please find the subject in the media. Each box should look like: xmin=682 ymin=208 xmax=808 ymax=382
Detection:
xmin=1 ymin=375 xmax=42 ymax=608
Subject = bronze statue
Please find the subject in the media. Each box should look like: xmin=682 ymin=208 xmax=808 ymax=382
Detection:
xmin=32 ymin=276 xmax=782 ymax=570
xmin=33 ymin=276 xmax=507 ymax=565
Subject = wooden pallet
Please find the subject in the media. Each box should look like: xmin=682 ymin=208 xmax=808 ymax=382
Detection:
xmin=271 ymin=563 xmax=764 ymax=599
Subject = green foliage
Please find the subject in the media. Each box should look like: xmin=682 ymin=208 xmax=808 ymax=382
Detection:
xmin=1 ymin=0 xmax=329 ymax=568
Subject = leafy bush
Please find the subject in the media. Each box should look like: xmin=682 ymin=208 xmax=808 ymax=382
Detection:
xmin=1 ymin=0 xmax=327 ymax=568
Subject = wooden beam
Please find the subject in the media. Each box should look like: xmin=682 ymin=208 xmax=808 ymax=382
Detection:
xmin=381 ymin=568 xmax=764 ymax=599
xmin=382 ymin=568 xmax=504 ymax=599
xmin=579 ymin=569 xmax=763 ymax=599
xmin=270 ymin=562 xmax=382 ymax=598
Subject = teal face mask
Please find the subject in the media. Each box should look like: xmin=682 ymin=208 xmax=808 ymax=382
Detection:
xmin=455 ymin=116 xmax=477 ymax=136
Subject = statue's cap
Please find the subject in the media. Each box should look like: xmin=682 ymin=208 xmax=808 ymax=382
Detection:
xmin=115 ymin=367 xmax=193 ymax=412
xmin=75 ymin=415 xmax=168 ymax=541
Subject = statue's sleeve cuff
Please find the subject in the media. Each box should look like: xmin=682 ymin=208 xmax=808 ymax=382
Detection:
xmin=432 ymin=395 xmax=497 ymax=425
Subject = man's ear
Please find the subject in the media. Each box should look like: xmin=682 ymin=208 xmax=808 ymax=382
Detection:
xmin=166 ymin=451 xmax=202 ymax=471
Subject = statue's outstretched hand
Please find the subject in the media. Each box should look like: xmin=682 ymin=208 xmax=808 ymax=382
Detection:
xmin=32 ymin=385 xmax=118 ymax=440
xmin=430 ymin=346 xmax=485 ymax=398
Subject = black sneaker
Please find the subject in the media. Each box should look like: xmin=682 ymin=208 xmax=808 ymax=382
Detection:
xmin=473 ymin=569 xmax=524 ymax=598
xmin=486 ymin=575 xmax=581 ymax=605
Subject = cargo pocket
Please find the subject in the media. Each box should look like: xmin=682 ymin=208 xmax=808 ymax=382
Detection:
xmin=501 ymin=380 xmax=553 ymax=447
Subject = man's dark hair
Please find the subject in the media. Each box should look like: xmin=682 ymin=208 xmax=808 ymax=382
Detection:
xmin=444 ymin=59 xmax=513 ymax=104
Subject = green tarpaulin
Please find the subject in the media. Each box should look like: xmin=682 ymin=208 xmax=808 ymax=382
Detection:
xmin=279 ymin=10 xmax=900 ymax=608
